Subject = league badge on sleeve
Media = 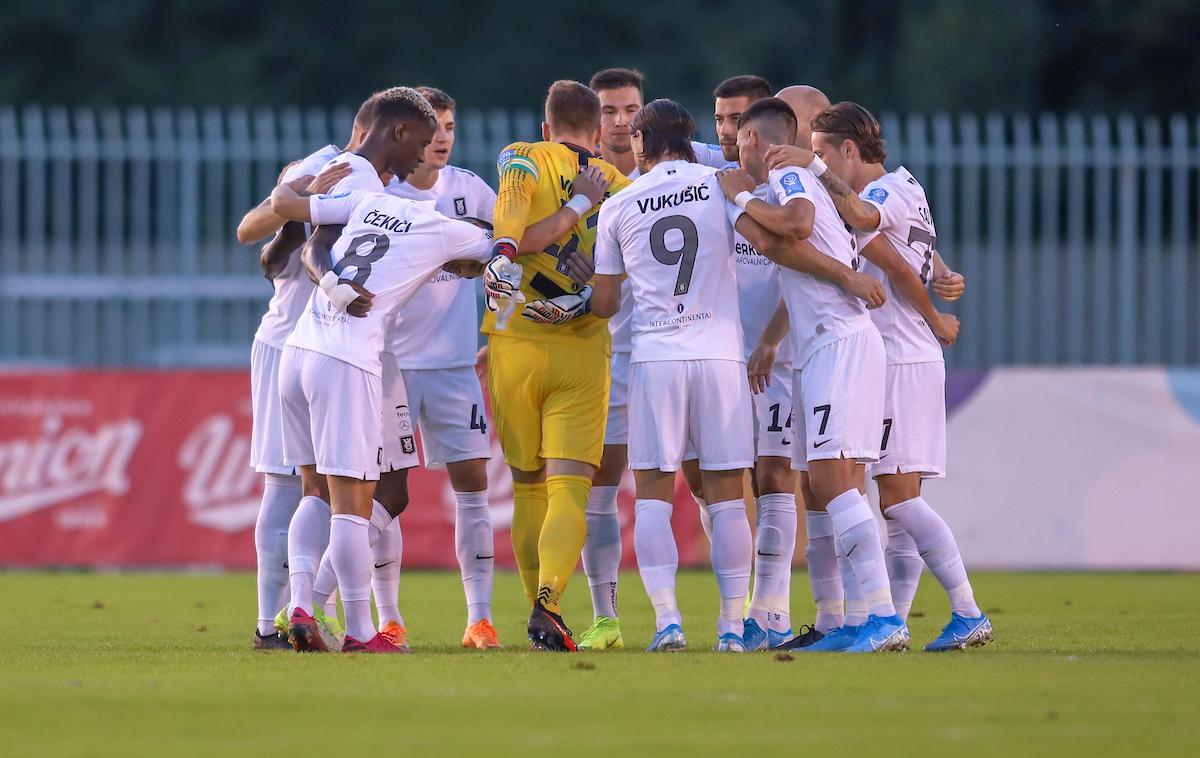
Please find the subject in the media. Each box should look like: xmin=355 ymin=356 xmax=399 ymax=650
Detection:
xmin=454 ymin=197 xmax=467 ymax=216
xmin=867 ymin=187 xmax=890 ymax=205
xmin=780 ymin=171 xmax=805 ymax=196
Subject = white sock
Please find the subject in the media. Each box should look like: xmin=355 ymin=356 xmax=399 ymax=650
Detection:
xmin=255 ymin=473 xmax=300 ymax=634
xmin=582 ymin=485 xmax=621 ymax=620
xmin=708 ymin=499 xmax=752 ymax=637
xmin=885 ymin=518 xmax=923 ymax=620
xmin=312 ymin=549 xmax=338 ymax=617
xmin=286 ymin=495 xmax=330 ymax=616
xmin=748 ymin=493 xmax=796 ymax=633
xmin=634 ymin=499 xmax=680 ymax=630
xmin=330 ymin=513 xmax=375 ymax=642
xmin=886 ymin=497 xmax=981 ymax=617
xmin=827 ymin=489 xmax=896 ymax=618
xmin=370 ymin=503 xmax=403 ymax=627
xmin=837 ymin=538 xmax=868 ymax=626
xmin=694 ymin=495 xmax=713 ymax=542
xmin=454 ymin=489 xmax=494 ymax=625
xmin=805 ymin=510 xmax=844 ymax=633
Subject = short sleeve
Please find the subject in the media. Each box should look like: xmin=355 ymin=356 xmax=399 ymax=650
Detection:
xmin=438 ymin=215 xmax=494 ymax=263
xmin=768 ymin=167 xmax=811 ymax=206
xmin=593 ymin=203 xmax=625 ymax=276
xmin=724 ymin=196 xmax=746 ymax=228
xmin=309 ymin=191 xmax=361 ymax=226
xmin=860 ymin=181 xmax=900 ymax=233
xmin=691 ymin=141 xmax=730 ymax=169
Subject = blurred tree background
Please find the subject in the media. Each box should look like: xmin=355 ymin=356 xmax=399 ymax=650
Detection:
xmin=1 ymin=0 xmax=1196 ymax=114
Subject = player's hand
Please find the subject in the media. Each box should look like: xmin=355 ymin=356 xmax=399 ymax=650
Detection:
xmin=443 ymin=259 xmax=486 ymax=278
xmin=307 ymin=162 xmax=352 ymax=195
xmin=764 ymin=144 xmax=815 ymax=172
xmin=475 ymin=345 xmax=488 ymax=390
xmin=344 ymin=282 xmax=375 ymax=318
xmin=931 ymin=312 xmax=960 ymax=347
xmin=572 ymin=165 xmax=609 ymax=205
xmin=522 ymin=285 xmax=592 ymax=325
xmin=841 ymin=270 xmax=887 ymax=309
xmin=747 ymin=342 xmax=778 ymax=395
xmin=284 ymin=175 xmax=315 ymax=194
xmin=319 ymin=270 xmax=375 ymax=317
xmin=561 ymin=249 xmax=595 ymax=287
xmin=932 ymin=269 xmax=965 ymax=302
xmin=277 ymin=160 xmax=301 ymax=185
xmin=716 ymin=168 xmax=756 ymax=201
xmin=483 ymin=246 xmax=521 ymax=301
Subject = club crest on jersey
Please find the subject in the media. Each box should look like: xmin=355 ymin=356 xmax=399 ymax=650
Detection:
xmin=401 ymin=436 xmax=416 ymax=455
xmin=867 ymin=187 xmax=889 ymax=204
xmin=454 ymin=197 xmax=467 ymax=216
xmin=780 ymin=172 xmax=805 ymax=196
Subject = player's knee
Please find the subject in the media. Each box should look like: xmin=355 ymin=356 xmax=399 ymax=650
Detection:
xmin=754 ymin=459 xmax=794 ymax=495
xmin=374 ymin=475 xmax=410 ymax=517
xmin=447 ymin=459 xmax=488 ymax=493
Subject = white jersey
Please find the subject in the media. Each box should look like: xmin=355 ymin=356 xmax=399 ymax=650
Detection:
xmin=770 ymin=165 xmax=871 ymax=366
xmin=733 ymin=182 xmax=792 ymax=365
xmin=285 ymin=191 xmax=492 ymax=376
xmin=857 ymin=167 xmax=944 ymax=365
xmin=253 ymin=144 xmax=343 ymax=349
xmin=595 ymin=160 xmax=745 ymax=363
xmin=384 ymin=166 xmax=496 ymax=368
xmin=607 ymin=143 xmax=728 ymax=353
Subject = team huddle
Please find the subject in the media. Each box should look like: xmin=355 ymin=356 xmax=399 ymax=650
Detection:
xmin=239 ymin=68 xmax=993 ymax=655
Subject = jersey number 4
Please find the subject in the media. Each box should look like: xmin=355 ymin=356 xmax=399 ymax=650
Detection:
xmin=650 ymin=215 xmax=699 ymax=296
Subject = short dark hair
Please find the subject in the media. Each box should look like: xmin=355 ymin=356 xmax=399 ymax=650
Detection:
xmin=811 ymin=101 xmax=887 ymax=164
xmin=738 ymin=97 xmax=797 ymax=141
xmin=630 ymin=99 xmax=696 ymax=163
xmin=414 ymin=86 xmax=456 ymax=113
xmin=713 ymin=75 xmax=773 ymax=101
xmin=589 ymin=67 xmax=644 ymax=94
xmin=353 ymin=94 xmax=376 ymax=128
xmin=544 ymin=80 xmax=601 ymax=135
xmin=369 ymin=86 xmax=437 ymax=130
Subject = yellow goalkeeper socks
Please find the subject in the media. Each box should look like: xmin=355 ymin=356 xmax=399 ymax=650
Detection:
xmin=511 ymin=481 xmax=548 ymax=605
xmin=535 ymin=474 xmax=592 ymax=614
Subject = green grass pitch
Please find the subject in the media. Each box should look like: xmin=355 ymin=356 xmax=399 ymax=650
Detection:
xmin=0 ymin=570 xmax=1196 ymax=757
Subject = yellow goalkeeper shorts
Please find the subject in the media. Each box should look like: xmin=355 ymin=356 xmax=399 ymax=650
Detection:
xmin=487 ymin=333 xmax=610 ymax=472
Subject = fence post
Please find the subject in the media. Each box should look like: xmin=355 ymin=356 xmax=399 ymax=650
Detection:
xmin=1063 ymin=114 xmax=1087 ymax=364
xmin=958 ymin=113 xmax=983 ymax=368
xmin=0 ymin=107 xmax=18 ymax=359
xmin=984 ymin=113 xmax=1009 ymax=363
xmin=1012 ymin=114 xmax=1034 ymax=364
xmin=1140 ymin=116 xmax=1163 ymax=363
xmin=1113 ymin=115 xmax=1138 ymax=364
xmin=1036 ymin=113 xmax=1061 ymax=364
xmin=1168 ymin=116 xmax=1190 ymax=365
xmin=99 ymin=108 xmax=127 ymax=364
xmin=179 ymin=108 xmax=201 ymax=356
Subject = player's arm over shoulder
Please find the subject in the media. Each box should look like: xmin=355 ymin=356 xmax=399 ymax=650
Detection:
xmin=493 ymin=142 xmax=543 ymax=248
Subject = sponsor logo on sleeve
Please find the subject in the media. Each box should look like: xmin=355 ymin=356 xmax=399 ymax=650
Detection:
xmin=780 ymin=171 xmax=805 ymax=196
xmin=317 ymin=191 xmax=351 ymax=200
xmin=867 ymin=187 xmax=889 ymax=205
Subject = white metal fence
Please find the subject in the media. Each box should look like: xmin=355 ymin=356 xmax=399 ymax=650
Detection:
xmin=0 ymin=105 xmax=1197 ymax=368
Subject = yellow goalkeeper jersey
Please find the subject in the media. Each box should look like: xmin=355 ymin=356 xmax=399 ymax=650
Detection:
xmin=482 ymin=140 xmax=631 ymax=347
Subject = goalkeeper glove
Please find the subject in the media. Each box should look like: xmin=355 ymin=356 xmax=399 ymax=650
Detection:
xmin=522 ymin=285 xmax=592 ymax=325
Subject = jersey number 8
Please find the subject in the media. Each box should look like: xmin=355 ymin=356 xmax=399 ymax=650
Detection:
xmin=333 ymin=233 xmax=390 ymax=285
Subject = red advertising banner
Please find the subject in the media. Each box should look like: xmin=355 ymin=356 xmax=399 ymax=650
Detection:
xmin=0 ymin=371 xmax=709 ymax=569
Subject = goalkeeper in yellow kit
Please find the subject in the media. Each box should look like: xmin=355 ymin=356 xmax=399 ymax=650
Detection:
xmin=482 ymin=80 xmax=631 ymax=650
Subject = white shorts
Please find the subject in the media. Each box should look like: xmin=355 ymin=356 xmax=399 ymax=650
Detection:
xmin=380 ymin=358 xmax=420 ymax=473
xmin=628 ymin=359 xmax=754 ymax=472
xmin=399 ymin=364 xmax=491 ymax=468
xmin=249 ymin=339 xmax=296 ymax=475
xmin=604 ymin=351 xmax=631 ymax=446
xmin=867 ymin=361 xmax=947 ymax=479
xmin=279 ymin=346 xmax=383 ymax=480
xmin=751 ymin=362 xmax=795 ymax=459
xmin=790 ymin=327 xmax=886 ymax=472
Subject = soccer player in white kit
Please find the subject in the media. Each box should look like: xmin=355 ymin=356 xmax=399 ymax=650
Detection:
xmin=593 ymin=99 xmax=845 ymax=653
xmin=269 ymin=88 xmax=493 ymax=653
xmin=719 ymin=97 xmax=910 ymax=653
xmin=804 ymin=102 xmax=991 ymax=651
xmin=237 ymin=104 xmax=371 ymax=650
xmin=383 ymin=86 xmax=502 ymax=649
